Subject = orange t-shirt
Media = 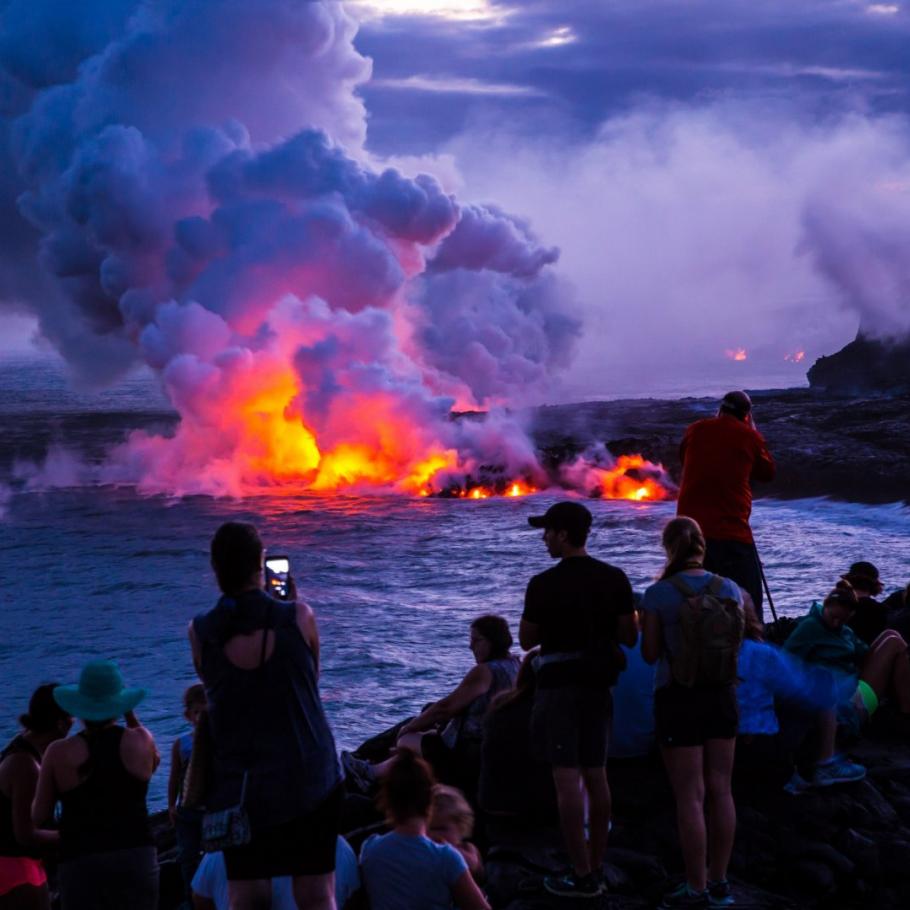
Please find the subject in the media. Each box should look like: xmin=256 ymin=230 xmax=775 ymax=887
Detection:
xmin=676 ymin=414 xmax=775 ymax=544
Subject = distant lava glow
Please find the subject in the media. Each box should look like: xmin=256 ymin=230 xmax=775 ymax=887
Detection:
xmin=725 ymin=347 xmax=748 ymax=361
xmin=784 ymin=350 xmax=806 ymax=363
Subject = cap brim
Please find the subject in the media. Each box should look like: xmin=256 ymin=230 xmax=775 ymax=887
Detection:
xmin=528 ymin=516 xmax=547 ymax=528
xmin=54 ymin=685 xmax=147 ymax=722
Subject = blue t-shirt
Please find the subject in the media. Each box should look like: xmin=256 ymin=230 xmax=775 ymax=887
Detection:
xmin=360 ymin=831 xmax=468 ymax=910
xmin=191 ymin=837 xmax=360 ymax=909
xmin=640 ymin=571 xmax=743 ymax=689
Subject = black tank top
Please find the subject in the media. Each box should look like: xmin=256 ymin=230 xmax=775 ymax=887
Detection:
xmin=58 ymin=727 xmax=152 ymax=860
xmin=0 ymin=735 xmax=41 ymax=857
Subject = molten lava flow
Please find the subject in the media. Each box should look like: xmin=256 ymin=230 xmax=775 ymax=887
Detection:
xmin=725 ymin=347 xmax=748 ymax=362
xmin=589 ymin=454 xmax=674 ymax=501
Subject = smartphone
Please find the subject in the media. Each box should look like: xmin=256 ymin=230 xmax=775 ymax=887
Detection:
xmin=265 ymin=555 xmax=291 ymax=600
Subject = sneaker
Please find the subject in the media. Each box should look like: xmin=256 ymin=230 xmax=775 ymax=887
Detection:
xmin=658 ymin=883 xmax=709 ymax=908
xmin=341 ymin=750 xmax=376 ymax=794
xmin=811 ymin=755 xmax=866 ymax=787
xmin=782 ymin=770 xmax=812 ymax=795
xmin=543 ymin=871 xmax=604 ymax=899
xmin=707 ymin=879 xmax=734 ymax=906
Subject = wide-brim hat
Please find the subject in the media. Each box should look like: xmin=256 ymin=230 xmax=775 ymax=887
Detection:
xmin=841 ymin=561 xmax=883 ymax=595
xmin=54 ymin=660 xmax=147 ymax=722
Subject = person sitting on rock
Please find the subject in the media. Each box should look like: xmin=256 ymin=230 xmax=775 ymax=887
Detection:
xmin=428 ymin=785 xmax=483 ymax=884
xmin=735 ymin=602 xmax=864 ymax=794
xmin=882 ymin=579 xmax=910 ymax=642
xmin=342 ymin=615 xmax=520 ymax=798
xmin=784 ymin=580 xmax=910 ymax=729
xmin=842 ymin=562 xmax=889 ymax=645
xmin=359 ymin=750 xmax=490 ymax=910
xmin=478 ymin=648 xmax=558 ymax=824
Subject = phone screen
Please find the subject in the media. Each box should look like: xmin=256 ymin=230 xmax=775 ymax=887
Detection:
xmin=265 ymin=556 xmax=290 ymax=599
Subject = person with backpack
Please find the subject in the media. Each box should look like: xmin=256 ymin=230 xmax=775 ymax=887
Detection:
xmin=519 ymin=501 xmax=637 ymax=899
xmin=676 ymin=390 xmax=774 ymax=619
xmin=641 ymin=517 xmax=745 ymax=909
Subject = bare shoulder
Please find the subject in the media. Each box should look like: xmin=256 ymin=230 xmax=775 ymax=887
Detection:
xmin=123 ymin=725 xmax=156 ymax=753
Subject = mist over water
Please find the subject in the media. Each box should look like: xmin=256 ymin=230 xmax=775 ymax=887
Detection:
xmin=2 ymin=357 xmax=909 ymax=810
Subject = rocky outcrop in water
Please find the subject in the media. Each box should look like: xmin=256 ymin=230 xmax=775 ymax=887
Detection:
xmin=808 ymin=333 xmax=910 ymax=396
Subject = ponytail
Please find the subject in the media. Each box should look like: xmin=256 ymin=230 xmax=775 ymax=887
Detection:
xmin=659 ymin=516 xmax=706 ymax=580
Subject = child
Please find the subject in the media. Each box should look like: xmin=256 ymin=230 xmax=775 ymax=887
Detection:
xmin=168 ymin=684 xmax=206 ymax=907
xmin=359 ymin=751 xmax=490 ymax=910
xmin=428 ymin=785 xmax=484 ymax=884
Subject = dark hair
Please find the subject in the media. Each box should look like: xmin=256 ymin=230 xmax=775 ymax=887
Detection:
xmin=471 ymin=615 xmax=513 ymax=660
xmin=719 ymin=390 xmax=752 ymax=419
xmin=211 ymin=522 xmax=263 ymax=594
xmin=490 ymin=648 xmax=539 ymax=713
xmin=377 ymin=750 xmax=435 ymax=825
xmin=19 ymin=683 xmax=70 ymax=734
xmin=824 ymin=579 xmax=858 ymax=611
xmin=184 ymin=684 xmax=206 ymax=710
xmin=659 ymin=516 xmax=706 ymax=580
xmin=564 ymin=524 xmax=589 ymax=548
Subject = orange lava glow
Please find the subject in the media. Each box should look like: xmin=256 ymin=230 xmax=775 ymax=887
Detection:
xmin=589 ymin=454 xmax=673 ymax=501
xmin=784 ymin=350 xmax=806 ymax=363
xmin=441 ymin=480 xmax=538 ymax=499
xmin=724 ymin=347 xmax=748 ymax=362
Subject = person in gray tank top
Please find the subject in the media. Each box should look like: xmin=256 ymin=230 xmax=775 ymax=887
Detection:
xmin=190 ymin=522 xmax=342 ymax=910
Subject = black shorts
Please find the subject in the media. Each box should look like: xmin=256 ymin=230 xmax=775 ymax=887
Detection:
xmin=654 ymin=683 xmax=738 ymax=748
xmin=223 ymin=785 xmax=343 ymax=880
xmin=531 ymin=685 xmax=613 ymax=768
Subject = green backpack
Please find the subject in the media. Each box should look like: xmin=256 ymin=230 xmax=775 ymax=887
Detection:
xmin=668 ymin=575 xmax=744 ymax=687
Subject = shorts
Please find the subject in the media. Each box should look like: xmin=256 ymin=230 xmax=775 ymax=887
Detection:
xmin=531 ymin=685 xmax=613 ymax=768
xmin=0 ymin=855 xmax=46 ymax=896
xmin=840 ymin=680 xmax=879 ymax=736
xmin=654 ymin=683 xmax=738 ymax=747
xmin=224 ymin=785 xmax=343 ymax=880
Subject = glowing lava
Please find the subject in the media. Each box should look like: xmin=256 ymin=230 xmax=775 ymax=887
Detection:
xmin=725 ymin=347 xmax=748 ymax=362
xmin=587 ymin=454 xmax=674 ymax=501
xmin=784 ymin=350 xmax=806 ymax=363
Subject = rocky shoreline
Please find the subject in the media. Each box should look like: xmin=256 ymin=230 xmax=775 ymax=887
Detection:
xmin=147 ymin=699 xmax=910 ymax=909
xmin=530 ymin=388 xmax=910 ymax=506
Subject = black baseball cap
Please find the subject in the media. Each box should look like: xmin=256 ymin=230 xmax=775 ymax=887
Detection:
xmin=528 ymin=501 xmax=593 ymax=533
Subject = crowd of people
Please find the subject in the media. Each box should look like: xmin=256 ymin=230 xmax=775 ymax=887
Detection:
xmin=2 ymin=391 xmax=909 ymax=910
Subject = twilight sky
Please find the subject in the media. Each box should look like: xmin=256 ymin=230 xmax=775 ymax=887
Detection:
xmin=1 ymin=0 xmax=909 ymax=399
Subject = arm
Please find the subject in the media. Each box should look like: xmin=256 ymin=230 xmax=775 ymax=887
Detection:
xmin=451 ymin=869 xmax=491 ymax=910
xmin=31 ymin=742 xmax=60 ymax=828
xmin=641 ymin=610 xmax=662 ymax=665
xmin=189 ymin=620 xmax=202 ymax=677
xmin=9 ymin=755 xmax=58 ymax=848
xmin=750 ymin=432 xmax=775 ymax=483
xmin=296 ymin=600 xmax=320 ymax=674
xmin=518 ymin=618 xmax=541 ymax=650
xmin=399 ymin=665 xmax=493 ymax=735
xmin=167 ymin=737 xmax=182 ymax=824
xmin=617 ymin=613 xmax=639 ymax=649
xmin=123 ymin=726 xmax=160 ymax=781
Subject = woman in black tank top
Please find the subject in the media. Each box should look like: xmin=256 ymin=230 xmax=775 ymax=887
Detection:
xmin=0 ymin=685 xmax=72 ymax=910
xmin=31 ymin=661 xmax=160 ymax=910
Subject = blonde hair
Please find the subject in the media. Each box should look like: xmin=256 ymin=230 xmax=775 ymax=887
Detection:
xmin=429 ymin=784 xmax=474 ymax=840
xmin=659 ymin=516 xmax=706 ymax=580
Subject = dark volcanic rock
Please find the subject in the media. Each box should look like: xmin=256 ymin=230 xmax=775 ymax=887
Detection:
xmin=530 ymin=388 xmax=910 ymax=505
xmin=808 ymin=333 xmax=910 ymax=395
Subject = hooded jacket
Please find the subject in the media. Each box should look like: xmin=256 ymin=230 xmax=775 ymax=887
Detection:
xmin=783 ymin=602 xmax=869 ymax=676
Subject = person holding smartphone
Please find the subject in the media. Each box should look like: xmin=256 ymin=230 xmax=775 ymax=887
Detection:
xmin=190 ymin=523 xmax=342 ymax=910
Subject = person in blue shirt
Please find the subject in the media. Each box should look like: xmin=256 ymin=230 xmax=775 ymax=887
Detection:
xmin=168 ymin=684 xmax=206 ymax=906
xmin=191 ymin=837 xmax=360 ymax=910
xmin=735 ymin=603 xmax=863 ymax=792
xmin=359 ymin=750 xmax=489 ymax=910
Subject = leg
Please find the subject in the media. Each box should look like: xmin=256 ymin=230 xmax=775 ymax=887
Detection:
xmin=227 ymin=879 xmax=272 ymax=910
xmin=292 ymin=873 xmax=336 ymax=910
xmin=816 ymin=709 xmax=837 ymax=763
xmin=661 ymin=745 xmax=707 ymax=892
xmin=703 ymin=738 xmax=736 ymax=883
xmin=581 ymin=767 xmax=611 ymax=873
xmin=704 ymin=539 xmax=763 ymax=619
xmin=862 ymin=632 xmax=910 ymax=711
xmin=552 ymin=767 xmax=591 ymax=877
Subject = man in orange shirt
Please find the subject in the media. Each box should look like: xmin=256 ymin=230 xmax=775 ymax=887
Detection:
xmin=676 ymin=391 xmax=775 ymax=619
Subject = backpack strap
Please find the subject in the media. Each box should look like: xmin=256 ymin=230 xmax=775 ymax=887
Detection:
xmin=706 ymin=575 xmax=726 ymax=596
xmin=667 ymin=575 xmax=697 ymax=598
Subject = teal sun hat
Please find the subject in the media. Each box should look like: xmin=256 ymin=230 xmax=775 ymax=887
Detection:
xmin=53 ymin=660 xmax=147 ymax=722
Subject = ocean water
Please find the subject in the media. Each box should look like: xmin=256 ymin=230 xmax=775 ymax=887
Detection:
xmin=2 ymin=355 xmax=909 ymax=809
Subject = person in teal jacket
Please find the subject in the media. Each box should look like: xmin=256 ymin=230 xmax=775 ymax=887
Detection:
xmin=784 ymin=580 xmax=910 ymax=726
